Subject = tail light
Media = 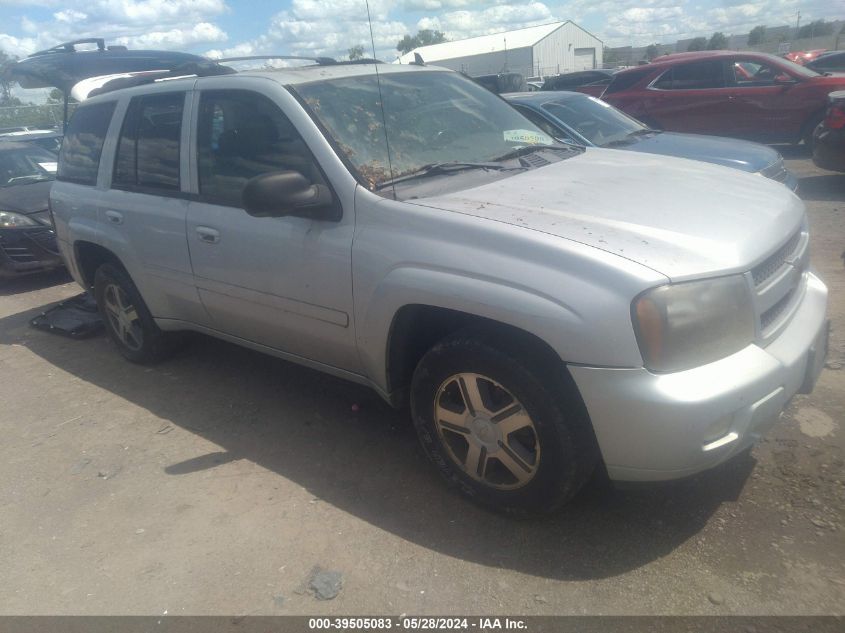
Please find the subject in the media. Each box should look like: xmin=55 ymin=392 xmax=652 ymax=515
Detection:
xmin=825 ymin=104 xmax=845 ymax=130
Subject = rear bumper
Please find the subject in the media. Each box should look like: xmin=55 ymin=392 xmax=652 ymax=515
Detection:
xmin=570 ymin=272 xmax=828 ymax=482
xmin=0 ymin=227 xmax=64 ymax=280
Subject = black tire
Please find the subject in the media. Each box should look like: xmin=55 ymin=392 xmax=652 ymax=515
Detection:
xmin=93 ymin=263 xmax=177 ymax=364
xmin=802 ymin=111 xmax=825 ymax=149
xmin=410 ymin=331 xmax=599 ymax=515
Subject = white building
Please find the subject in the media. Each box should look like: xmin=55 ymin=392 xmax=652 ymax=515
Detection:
xmin=395 ymin=21 xmax=603 ymax=78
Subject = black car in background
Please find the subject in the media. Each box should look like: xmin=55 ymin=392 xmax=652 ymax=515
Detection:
xmin=540 ymin=69 xmax=615 ymax=95
xmin=806 ymin=51 xmax=845 ymax=74
xmin=813 ymin=90 xmax=845 ymax=172
xmin=505 ymin=91 xmax=798 ymax=190
xmin=0 ymin=141 xmax=63 ymax=280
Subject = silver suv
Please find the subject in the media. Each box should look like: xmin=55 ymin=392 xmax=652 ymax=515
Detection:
xmin=51 ymin=62 xmax=829 ymax=513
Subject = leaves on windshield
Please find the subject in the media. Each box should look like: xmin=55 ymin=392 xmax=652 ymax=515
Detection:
xmin=296 ymin=73 xmax=556 ymax=191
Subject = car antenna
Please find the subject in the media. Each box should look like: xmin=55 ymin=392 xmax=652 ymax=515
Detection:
xmin=365 ymin=0 xmax=397 ymax=200
xmin=413 ymin=53 xmax=425 ymax=66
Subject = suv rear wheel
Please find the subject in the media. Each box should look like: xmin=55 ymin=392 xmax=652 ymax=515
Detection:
xmin=94 ymin=263 xmax=176 ymax=364
xmin=410 ymin=332 xmax=598 ymax=514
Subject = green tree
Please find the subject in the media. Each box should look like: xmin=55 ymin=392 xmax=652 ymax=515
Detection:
xmin=687 ymin=37 xmax=707 ymax=51
xmin=0 ymin=50 xmax=21 ymax=106
xmin=707 ymin=32 xmax=728 ymax=50
xmin=748 ymin=25 xmax=766 ymax=46
xmin=798 ymin=19 xmax=833 ymax=39
xmin=397 ymin=29 xmax=447 ymax=54
xmin=644 ymin=43 xmax=660 ymax=60
xmin=347 ymin=45 xmax=365 ymax=61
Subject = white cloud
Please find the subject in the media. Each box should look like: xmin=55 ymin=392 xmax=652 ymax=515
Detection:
xmin=53 ymin=9 xmax=88 ymax=23
xmin=415 ymin=2 xmax=554 ymax=40
xmin=115 ymin=23 xmax=228 ymax=49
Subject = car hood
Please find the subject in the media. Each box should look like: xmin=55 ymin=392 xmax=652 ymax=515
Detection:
xmin=408 ymin=148 xmax=804 ymax=282
xmin=621 ymin=131 xmax=779 ymax=172
xmin=0 ymin=180 xmax=53 ymax=214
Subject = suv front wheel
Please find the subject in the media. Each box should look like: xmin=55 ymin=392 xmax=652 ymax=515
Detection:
xmin=94 ymin=263 xmax=176 ymax=364
xmin=410 ymin=332 xmax=598 ymax=514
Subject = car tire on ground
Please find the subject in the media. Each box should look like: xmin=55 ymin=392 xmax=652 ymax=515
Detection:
xmin=410 ymin=331 xmax=599 ymax=515
xmin=802 ymin=111 xmax=825 ymax=149
xmin=93 ymin=263 xmax=177 ymax=364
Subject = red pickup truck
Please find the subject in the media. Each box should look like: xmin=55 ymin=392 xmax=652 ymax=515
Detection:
xmin=602 ymin=51 xmax=845 ymax=146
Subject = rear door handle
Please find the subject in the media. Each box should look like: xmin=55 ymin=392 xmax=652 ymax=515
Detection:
xmin=105 ymin=210 xmax=123 ymax=225
xmin=195 ymin=226 xmax=220 ymax=244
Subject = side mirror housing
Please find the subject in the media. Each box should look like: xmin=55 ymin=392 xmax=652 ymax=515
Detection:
xmin=242 ymin=171 xmax=340 ymax=221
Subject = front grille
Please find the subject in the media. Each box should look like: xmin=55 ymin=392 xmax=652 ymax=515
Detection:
xmin=0 ymin=245 xmax=37 ymax=262
xmin=752 ymin=231 xmax=801 ymax=287
xmin=760 ymin=290 xmax=794 ymax=330
xmin=25 ymin=228 xmax=59 ymax=254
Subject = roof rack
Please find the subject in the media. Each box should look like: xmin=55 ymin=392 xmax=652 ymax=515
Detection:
xmin=84 ymin=62 xmax=236 ymax=98
xmin=217 ymin=55 xmax=338 ymax=66
xmin=30 ymin=38 xmax=128 ymax=56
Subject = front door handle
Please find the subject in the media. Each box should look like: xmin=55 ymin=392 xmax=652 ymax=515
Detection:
xmin=195 ymin=226 xmax=220 ymax=244
xmin=105 ymin=210 xmax=123 ymax=225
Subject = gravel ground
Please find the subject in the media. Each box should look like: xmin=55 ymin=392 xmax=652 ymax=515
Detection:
xmin=0 ymin=148 xmax=842 ymax=616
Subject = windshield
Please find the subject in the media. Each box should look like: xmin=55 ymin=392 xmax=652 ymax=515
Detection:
xmin=294 ymin=70 xmax=556 ymax=190
xmin=764 ymin=53 xmax=821 ymax=78
xmin=541 ymin=95 xmax=646 ymax=146
xmin=0 ymin=146 xmax=57 ymax=187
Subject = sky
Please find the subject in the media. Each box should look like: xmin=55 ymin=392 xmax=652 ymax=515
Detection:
xmin=0 ymin=0 xmax=841 ymax=65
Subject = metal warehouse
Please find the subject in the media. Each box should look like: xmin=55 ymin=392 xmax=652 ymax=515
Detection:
xmin=395 ymin=21 xmax=603 ymax=78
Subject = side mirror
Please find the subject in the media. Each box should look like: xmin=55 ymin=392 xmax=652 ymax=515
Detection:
xmin=242 ymin=171 xmax=340 ymax=220
xmin=773 ymin=74 xmax=796 ymax=86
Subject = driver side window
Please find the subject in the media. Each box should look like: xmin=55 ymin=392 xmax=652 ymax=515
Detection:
xmin=197 ymin=90 xmax=324 ymax=208
xmin=732 ymin=60 xmax=781 ymax=87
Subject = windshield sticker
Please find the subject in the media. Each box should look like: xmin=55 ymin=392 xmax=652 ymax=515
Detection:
xmin=503 ymin=129 xmax=553 ymax=145
xmin=38 ymin=162 xmax=57 ymax=173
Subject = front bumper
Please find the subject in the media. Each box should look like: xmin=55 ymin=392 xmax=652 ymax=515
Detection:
xmin=570 ymin=272 xmax=828 ymax=482
xmin=0 ymin=227 xmax=64 ymax=280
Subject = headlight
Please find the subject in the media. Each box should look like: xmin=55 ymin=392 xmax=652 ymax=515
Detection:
xmin=632 ymin=275 xmax=755 ymax=373
xmin=0 ymin=210 xmax=39 ymax=228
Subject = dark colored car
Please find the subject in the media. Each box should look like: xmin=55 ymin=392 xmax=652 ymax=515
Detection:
xmin=813 ymin=90 xmax=845 ymax=172
xmin=0 ymin=130 xmax=63 ymax=154
xmin=505 ymin=90 xmax=797 ymax=190
xmin=603 ymin=51 xmax=845 ymax=146
xmin=0 ymin=142 xmax=63 ymax=279
xmin=471 ymin=72 xmax=527 ymax=94
xmin=806 ymin=51 xmax=845 ymax=74
xmin=541 ymin=69 xmax=615 ymax=96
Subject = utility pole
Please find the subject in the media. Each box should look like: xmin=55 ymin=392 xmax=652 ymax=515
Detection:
xmin=795 ymin=11 xmax=801 ymax=38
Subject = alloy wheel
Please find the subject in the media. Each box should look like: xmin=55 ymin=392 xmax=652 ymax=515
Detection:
xmin=102 ymin=283 xmax=143 ymax=352
xmin=434 ymin=372 xmax=541 ymax=489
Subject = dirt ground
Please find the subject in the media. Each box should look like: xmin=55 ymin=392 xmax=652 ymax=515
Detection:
xmin=0 ymin=148 xmax=843 ymax=616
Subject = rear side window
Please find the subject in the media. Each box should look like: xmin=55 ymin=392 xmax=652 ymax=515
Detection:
xmin=603 ymin=68 xmax=652 ymax=94
xmin=652 ymin=60 xmax=726 ymax=90
xmin=57 ymin=101 xmax=116 ymax=185
xmin=113 ymin=92 xmax=184 ymax=191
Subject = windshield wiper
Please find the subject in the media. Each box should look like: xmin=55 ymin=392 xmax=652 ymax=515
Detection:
xmin=492 ymin=143 xmax=580 ymax=162
xmin=375 ymin=161 xmax=519 ymax=190
xmin=603 ymin=128 xmax=659 ymax=147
